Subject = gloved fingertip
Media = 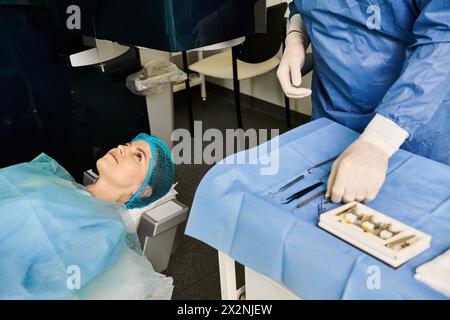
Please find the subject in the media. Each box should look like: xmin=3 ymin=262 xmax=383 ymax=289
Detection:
xmin=342 ymin=195 xmax=354 ymax=203
xmin=325 ymin=186 xmax=331 ymax=198
xmin=300 ymin=90 xmax=312 ymax=97
xmin=331 ymin=193 xmax=343 ymax=204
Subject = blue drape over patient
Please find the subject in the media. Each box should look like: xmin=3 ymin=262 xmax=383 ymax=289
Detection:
xmin=0 ymin=153 xmax=126 ymax=299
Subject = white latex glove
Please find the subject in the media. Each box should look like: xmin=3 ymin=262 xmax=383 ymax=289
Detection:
xmin=277 ymin=14 xmax=312 ymax=99
xmin=326 ymin=114 xmax=409 ymax=203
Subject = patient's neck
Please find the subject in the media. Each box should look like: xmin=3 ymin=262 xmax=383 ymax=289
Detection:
xmin=86 ymin=178 xmax=129 ymax=203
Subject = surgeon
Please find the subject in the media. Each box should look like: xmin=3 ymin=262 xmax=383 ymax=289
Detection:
xmin=278 ymin=1 xmax=450 ymax=204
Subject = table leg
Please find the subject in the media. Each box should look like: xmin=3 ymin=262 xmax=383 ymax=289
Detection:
xmin=218 ymin=251 xmax=238 ymax=300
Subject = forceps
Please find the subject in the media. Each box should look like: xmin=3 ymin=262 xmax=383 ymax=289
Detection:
xmin=268 ymin=155 xmax=337 ymax=197
xmin=292 ymin=190 xmax=327 ymax=211
xmin=268 ymin=174 xmax=305 ymax=197
xmin=283 ymin=181 xmax=324 ymax=204
xmin=307 ymin=156 xmax=338 ymax=174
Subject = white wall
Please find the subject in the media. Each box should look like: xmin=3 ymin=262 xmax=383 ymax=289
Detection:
xmin=205 ymin=0 xmax=313 ymax=116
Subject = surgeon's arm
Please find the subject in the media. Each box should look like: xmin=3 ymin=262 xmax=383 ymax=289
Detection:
xmin=327 ymin=0 xmax=450 ymax=203
xmin=375 ymin=0 xmax=450 ymax=135
xmin=277 ymin=2 xmax=312 ymax=98
xmin=286 ymin=6 xmax=310 ymax=50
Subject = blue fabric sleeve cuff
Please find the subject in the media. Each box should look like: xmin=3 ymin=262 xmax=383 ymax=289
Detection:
xmin=288 ymin=1 xmax=299 ymax=20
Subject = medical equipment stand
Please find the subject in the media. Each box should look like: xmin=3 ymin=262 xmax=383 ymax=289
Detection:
xmin=138 ymin=48 xmax=175 ymax=148
xmin=137 ymin=38 xmax=244 ymax=146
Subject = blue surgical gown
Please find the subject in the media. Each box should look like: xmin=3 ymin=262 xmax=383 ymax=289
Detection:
xmin=289 ymin=0 xmax=450 ymax=165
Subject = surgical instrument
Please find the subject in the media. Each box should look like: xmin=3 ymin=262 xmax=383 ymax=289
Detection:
xmin=268 ymin=174 xmax=305 ymax=197
xmin=336 ymin=205 xmax=357 ymax=217
xmin=268 ymin=155 xmax=338 ymax=197
xmin=374 ymin=223 xmax=392 ymax=237
xmin=317 ymin=196 xmax=331 ymax=215
xmin=385 ymin=235 xmax=416 ymax=249
xmin=293 ymin=190 xmax=326 ymax=211
xmin=283 ymin=181 xmax=324 ymax=204
xmin=307 ymin=156 xmax=338 ymax=174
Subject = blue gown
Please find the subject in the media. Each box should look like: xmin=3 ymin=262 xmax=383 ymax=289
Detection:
xmin=289 ymin=0 xmax=450 ymax=165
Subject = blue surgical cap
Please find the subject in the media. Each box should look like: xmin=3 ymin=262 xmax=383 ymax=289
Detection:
xmin=125 ymin=133 xmax=175 ymax=209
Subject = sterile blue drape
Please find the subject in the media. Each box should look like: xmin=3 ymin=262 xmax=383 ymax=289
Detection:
xmin=0 ymin=153 xmax=126 ymax=299
xmin=186 ymin=119 xmax=450 ymax=299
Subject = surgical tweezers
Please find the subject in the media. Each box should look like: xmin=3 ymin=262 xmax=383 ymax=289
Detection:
xmin=283 ymin=181 xmax=324 ymax=204
xmin=268 ymin=174 xmax=305 ymax=197
xmin=293 ymin=190 xmax=326 ymax=211
xmin=307 ymin=156 xmax=338 ymax=174
xmin=268 ymin=155 xmax=338 ymax=197
xmin=385 ymin=235 xmax=416 ymax=249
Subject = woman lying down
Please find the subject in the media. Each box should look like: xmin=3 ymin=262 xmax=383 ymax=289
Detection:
xmin=0 ymin=133 xmax=175 ymax=299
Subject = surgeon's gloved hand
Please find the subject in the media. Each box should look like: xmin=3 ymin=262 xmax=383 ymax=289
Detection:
xmin=326 ymin=139 xmax=389 ymax=204
xmin=277 ymin=14 xmax=312 ymax=99
xmin=326 ymin=114 xmax=409 ymax=203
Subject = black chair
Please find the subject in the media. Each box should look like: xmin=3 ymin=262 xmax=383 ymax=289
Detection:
xmin=185 ymin=2 xmax=313 ymax=130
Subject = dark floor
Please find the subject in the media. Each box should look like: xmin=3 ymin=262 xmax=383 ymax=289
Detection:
xmin=72 ymin=66 xmax=310 ymax=299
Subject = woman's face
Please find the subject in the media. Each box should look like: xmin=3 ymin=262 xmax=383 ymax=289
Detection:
xmin=96 ymin=140 xmax=151 ymax=196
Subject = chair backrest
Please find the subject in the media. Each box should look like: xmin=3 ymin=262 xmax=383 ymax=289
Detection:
xmin=235 ymin=2 xmax=287 ymax=64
